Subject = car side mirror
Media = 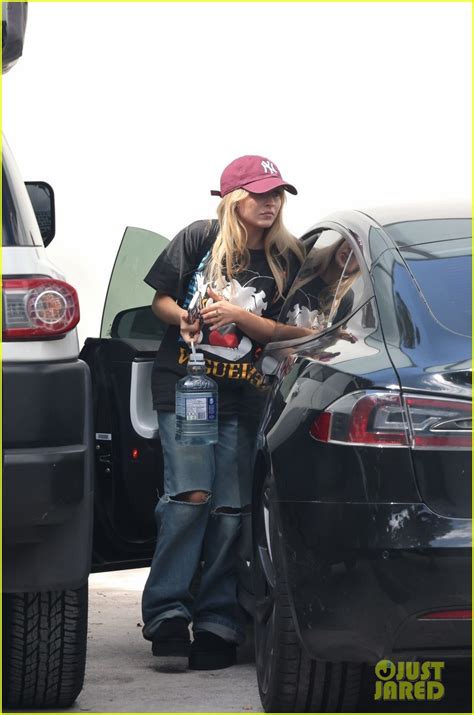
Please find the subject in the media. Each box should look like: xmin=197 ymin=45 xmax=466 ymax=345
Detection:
xmin=2 ymin=2 xmax=28 ymax=75
xmin=25 ymin=181 xmax=56 ymax=246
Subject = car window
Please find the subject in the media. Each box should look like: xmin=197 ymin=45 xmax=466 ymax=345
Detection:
xmin=100 ymin=226 xmax=169 ymax=340
xmin=2 ymin=152 xmax=42 ymax=247
xmin=400 ymin=237 xmax=471 ymax=337
xmin=271 ymin=229 xmax=368 ymax=343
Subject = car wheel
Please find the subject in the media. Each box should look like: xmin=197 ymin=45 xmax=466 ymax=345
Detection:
xmin=3 ymin=584 xmax=88 ymax=709
xmin=253 ymin=480 xmax=362 ymax=713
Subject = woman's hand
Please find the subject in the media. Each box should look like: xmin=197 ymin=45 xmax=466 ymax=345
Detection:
xmin=179 ymin=313 xmax=201 ymax=344
xmin=200 ymin=287 xmax=245 ymax=330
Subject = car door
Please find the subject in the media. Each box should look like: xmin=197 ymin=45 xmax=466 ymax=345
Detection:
xmin=80 ymin=227 xmax=168 ymax=570
xmin=257 ymin=224 xmax=395 ymax=478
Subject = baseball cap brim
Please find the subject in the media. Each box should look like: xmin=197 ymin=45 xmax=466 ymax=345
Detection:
xmin=210 ymin=176 xmax=298 ymax=197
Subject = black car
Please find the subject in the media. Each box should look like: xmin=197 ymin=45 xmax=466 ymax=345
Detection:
xmin=251 ymin=202 xmax=472 ymax=712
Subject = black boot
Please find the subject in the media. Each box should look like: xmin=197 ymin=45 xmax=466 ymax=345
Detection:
xmin=189 ymin=631 xmax=237 ymax=670
xmin=151 ymin=617 xmax=191 ymax=657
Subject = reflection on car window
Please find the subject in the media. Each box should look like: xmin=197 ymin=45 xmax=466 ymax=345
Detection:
xmin=273 ymin=230 xmax=363 ymax=342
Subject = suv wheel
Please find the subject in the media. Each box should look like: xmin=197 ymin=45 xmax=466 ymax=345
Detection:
xmin=3 ymin=584 xmax=88 ymax=709
xmin=253 ymin=480 xmax=362 ymax=712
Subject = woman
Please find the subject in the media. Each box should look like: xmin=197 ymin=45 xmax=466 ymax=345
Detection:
xmin=141 ymin=155 xmax=303 ymax=671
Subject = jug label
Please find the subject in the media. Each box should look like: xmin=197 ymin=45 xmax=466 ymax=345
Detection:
xmin=176 ymin=394 xmax=217 ymax=421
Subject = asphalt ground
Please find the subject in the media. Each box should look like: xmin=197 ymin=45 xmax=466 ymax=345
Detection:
xmin=73 ymin=568 xmax=262 ymax=713
xmin=79 ymin=569 xmax=472 ymax=714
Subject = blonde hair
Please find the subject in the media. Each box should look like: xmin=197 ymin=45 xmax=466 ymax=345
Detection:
xmin=205 ymin=189 xmax=304 ymax=299
xmin=292 ymin=237 xmax=360 ymax=317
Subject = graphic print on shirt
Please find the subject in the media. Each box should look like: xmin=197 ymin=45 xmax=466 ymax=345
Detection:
xmin=182 ymin=255 xmax=275 ymax=361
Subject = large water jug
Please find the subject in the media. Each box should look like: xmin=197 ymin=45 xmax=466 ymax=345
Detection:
xmin=175 ymin=351 xmax=218 ymax=445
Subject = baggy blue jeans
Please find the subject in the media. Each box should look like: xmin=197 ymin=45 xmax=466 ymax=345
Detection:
xmin=141 ymin=411 xmax=253 ymax=644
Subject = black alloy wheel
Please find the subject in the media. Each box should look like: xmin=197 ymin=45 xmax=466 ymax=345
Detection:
xmin=253 ymin=477 xmax=362 ymax=713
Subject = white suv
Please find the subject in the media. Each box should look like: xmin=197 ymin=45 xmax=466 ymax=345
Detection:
xmin=3 ymin=3 xmax=93 ymax=708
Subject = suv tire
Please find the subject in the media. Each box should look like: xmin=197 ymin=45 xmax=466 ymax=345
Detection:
xmin=253 ymin=479 xmax=362 ymax=712
xmin=3 ymin=584 xmax=88 ymax=709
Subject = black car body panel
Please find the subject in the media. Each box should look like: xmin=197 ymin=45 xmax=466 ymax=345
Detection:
xmin=2 ymin=359 xmax=94 ymax=592
xmin=278 ymin=500 xmax=470 ymax=662
xmin=262 ymin=305 xmax=422 ymax=506
xmin=257 ymin=205 xmax=471 ymax=666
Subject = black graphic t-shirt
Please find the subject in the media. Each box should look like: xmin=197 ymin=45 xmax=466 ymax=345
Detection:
xmin=144 ymin=220 xmax=288 ymax=414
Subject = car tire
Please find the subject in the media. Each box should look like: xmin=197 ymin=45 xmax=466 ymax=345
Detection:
xmin=2 ymin=584 xmax=88 ymax=709
xmin=253 ymin=480 xmax=362 ymax=713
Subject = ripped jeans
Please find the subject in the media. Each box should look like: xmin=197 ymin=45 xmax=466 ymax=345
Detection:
xmin=142 ymin=411 xmax=253 ymax=644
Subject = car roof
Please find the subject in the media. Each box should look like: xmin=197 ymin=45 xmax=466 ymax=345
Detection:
xmin=356 ymin=200 xmax=471 ymax=226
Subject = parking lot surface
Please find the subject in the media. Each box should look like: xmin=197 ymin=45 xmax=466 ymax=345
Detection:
xmin=25 ymin=568 xmax=467 ymax=714
xmin=73 ymin=568 xmax=262 ymax=713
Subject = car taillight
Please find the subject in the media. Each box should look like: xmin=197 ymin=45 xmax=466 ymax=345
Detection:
xmin=2 ymin=277 xmax=80 ymax=340
xmin=309 ymin=391 xmax=471 ymax=450
xmin=418 ymin=609 xmax=472 ymax=620
xmin=405 ymin=395 xmax=471 ymax=449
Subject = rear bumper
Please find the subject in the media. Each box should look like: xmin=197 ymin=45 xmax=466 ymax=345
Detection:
xmin=277 ymin=501 xmax=471 ymax=662
xmin=3 ymin=359 xmax=94 ymax=592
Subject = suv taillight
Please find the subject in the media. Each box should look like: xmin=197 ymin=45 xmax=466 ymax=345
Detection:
xmin=2 ymin=277 xmax=80 ymax=340
xmin=310 ymin=391 xmax=471 ymax=450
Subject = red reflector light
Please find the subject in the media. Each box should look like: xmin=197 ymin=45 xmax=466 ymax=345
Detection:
xmin=418 ymin=609 xmax=472 ymax=620
xmin=3 ymin=277 xmax=80 ymax=339
xmin=309 ymin=411 xmax=331 ymax=442
xmin=131 ymin=448 xmax=140 ymax=460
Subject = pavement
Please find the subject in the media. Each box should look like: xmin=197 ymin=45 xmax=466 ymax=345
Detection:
xmin=72 ymin=568 xmax=263 ymax=713
xmin=10 ymin=568 xmax=470 ymax=713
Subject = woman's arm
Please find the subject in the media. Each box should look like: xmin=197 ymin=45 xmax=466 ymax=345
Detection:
xmin=152 ymin=293 xmax=200 ymax=343
xmin=271 ymin=323 xmax=319 ymax=341
xmin=235 ymin=310 xmax=277 ymax=345
xmin=200 ymin=290 xmax=276 ymax=345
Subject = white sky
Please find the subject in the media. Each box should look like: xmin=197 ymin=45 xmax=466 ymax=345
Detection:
xmin=3 ymin=1 xmax=471 ymax=345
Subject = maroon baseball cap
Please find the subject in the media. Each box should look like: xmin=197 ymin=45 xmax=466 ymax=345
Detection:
xmin=211 ymin=155 xmax=297 ymax=197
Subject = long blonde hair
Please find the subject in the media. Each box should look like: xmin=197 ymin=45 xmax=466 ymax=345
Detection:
xmin=205 ymin=189 xmax=304 ymax=299
xmin=292 ymin=237 xmax=361 ymax=316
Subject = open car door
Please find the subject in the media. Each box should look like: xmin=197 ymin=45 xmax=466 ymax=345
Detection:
xmin=80 ymin=227 xmax=168 ymax=571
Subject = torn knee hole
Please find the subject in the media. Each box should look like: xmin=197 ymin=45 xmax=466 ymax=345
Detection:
xmin=170 ymin=490 xmax=211 ymax=504
xmin=214 ymin=506 xmax=241 ymax=515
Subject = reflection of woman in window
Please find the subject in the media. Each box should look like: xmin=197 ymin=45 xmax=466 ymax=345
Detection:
xmin=274 ymin=238 xmax=361 ymax=340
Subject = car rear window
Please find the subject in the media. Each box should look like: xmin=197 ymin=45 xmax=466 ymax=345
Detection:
xmin=400 ymin=237 xmax=471 ymax=337
xmin=383 ymin=218 xmax=471 ymax=247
